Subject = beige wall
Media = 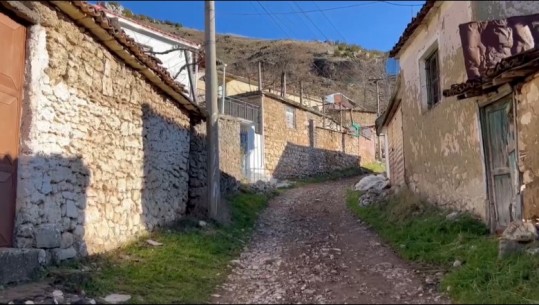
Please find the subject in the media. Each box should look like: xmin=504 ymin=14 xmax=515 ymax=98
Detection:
xmin=396 ymin=0 xmax=539 ymax=220
xmin=515 ymin=74 xmax=539 ymax=220
xmin=397 ymin=1 xmax=488 ymax=218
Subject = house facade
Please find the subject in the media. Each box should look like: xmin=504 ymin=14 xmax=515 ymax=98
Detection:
xmin=95 ymin=2 xmax=201 ymax=99
xmin=378 ymin=0 xmax=539 ymax=231
xmin=0 ymin=1 xmax=221 ymax=280
xmin=225 ymin=91 xmax=375 ymax=181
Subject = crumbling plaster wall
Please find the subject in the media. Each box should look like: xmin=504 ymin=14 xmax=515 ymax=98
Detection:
xmin=515 ymin=74 xmax=539 ymax=220
xmin=472 ymin=1 xmax=539 ymax=22
xmin=398 ymin=1 xmax=488 ymax=219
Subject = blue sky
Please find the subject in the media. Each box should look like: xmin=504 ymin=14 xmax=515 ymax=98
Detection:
xmin=115 ymin=1 xmax=425 ymax=52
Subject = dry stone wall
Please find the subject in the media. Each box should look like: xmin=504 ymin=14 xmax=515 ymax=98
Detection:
xmin=15 ymin=2 xmax=192 ymax=261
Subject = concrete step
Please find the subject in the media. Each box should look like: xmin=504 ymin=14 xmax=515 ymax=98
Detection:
xmin=0 ymin=248 xmax=46 ymax=285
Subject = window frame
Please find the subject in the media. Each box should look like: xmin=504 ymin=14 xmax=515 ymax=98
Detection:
xmin=285 ymin=105 xmax=296 ymax=129
xmin=424 ymin=48 xmax=440 ymax=109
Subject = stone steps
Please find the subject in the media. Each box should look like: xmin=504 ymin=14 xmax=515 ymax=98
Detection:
xmin=0 ymin=248 xmax=46 ymax=285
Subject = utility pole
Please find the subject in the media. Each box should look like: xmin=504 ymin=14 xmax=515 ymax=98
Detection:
xmin=221 ymin=63 xmax=227 ymax=114
xmin=258 ymin=61 xmax=263 ymax=91
xmin=281 ymin=71 xmax=286 ymax=98
xmin=299 ymin=80 xmax=304 ymax=106
xmin=205 ymin=0 xmax=220 ymax=221
xmin=184 ymin=50 xmax=197 ymax=105
xmin=369 ymin=77 xmax=384 ymax=162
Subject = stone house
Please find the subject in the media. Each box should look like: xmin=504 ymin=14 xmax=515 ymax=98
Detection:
xmin=376 ymin=0 xmax=539 ymax=232
xmin=0 ymin=0 xmax=225 ymax=283
xmin=225 ymin=91 xmax=375 ymax=181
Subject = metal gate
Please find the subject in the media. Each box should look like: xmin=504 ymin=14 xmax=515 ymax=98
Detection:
xmin=0 ymin=12 xmax=26 ymax=247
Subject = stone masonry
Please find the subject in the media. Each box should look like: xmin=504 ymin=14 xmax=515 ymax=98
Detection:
xmin=262 ymin=94 xmax=370 ymax=180
xmin=15 ymin=2 xmax=193 ymax=261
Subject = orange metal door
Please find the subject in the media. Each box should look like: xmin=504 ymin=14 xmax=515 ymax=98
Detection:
xmin=0 ymin=12 xmax=26 ymax=247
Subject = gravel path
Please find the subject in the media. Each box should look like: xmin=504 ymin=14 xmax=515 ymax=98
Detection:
xmin=212 ymin=176 xmax=450 ymax=304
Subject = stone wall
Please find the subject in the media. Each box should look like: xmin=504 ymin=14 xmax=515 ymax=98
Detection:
xmin=15 ymin=2 xmax=193 ymax=261
xmin=263 ymin=95 xmax=370 ymax=179
xmin=187 ymin=117 xmax=242 ymax=216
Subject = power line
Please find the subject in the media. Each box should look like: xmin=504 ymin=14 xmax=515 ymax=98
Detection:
xmin=221 ymin=1 xmax=423 ymax=16
xmin=292 ymin=1 xmax=330 ymax=41
xmin=312 ymin=2 xmax=347 ymax=42
xmin=256 ymin=1 xmax=294 ymax=38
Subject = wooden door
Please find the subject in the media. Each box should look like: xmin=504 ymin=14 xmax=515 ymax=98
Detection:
xmin=0 ymin=12 xmax=26 ymax=247
xmin=481 ymin=96 xmax=521 ymax=232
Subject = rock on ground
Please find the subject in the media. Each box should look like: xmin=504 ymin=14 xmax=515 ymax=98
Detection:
xmin=354 ymin=174 xmax=389 ymax=192
xmin=212 ymin=176 xmax=449 ymax=304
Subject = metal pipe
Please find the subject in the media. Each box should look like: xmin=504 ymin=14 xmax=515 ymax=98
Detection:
xmin=221 ymin=63 xmax=227 ymax=114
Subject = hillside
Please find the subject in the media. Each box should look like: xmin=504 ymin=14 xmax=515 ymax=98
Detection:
xmin=104 ymin=2 xmax=396 ymax=112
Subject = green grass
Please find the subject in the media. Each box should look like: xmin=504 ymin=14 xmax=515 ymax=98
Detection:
xmin=361 ymin=161 xmax=385 ymax=174
xmin=347 ymin=189 xmax=539 ymax=304
xmin=53 ymin=192 xmax=269 ymax=304
xmin=293 ymin=167 xmax=364 ymax=187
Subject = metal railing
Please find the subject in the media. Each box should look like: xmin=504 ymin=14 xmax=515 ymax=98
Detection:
xmin=223 ymin=97 xmax=262 ymax=133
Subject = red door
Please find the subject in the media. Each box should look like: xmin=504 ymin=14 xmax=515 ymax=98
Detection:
xmin=0 ymin=12 xmax=26 ymax=247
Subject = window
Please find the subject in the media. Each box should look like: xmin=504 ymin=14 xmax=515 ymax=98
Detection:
xmin=285 ymin=106 xmax=296 ymax=129
xmin=425 ymin=49 xmax=440 ymax=108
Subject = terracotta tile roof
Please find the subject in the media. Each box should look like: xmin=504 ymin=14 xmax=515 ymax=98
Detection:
xmin=92 ymin=4 xmax=201 ymax=49
xmin=50 ymin=1 xmax=205 ymax=120
xmin=388 ymin=0 xmax=437 ymax=58
xmin=443 ymin=47 xmax=539 ymax=99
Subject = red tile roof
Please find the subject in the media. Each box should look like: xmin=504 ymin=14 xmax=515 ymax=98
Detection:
xmin=388 ymin=1 xmax=437 ymax=58
xmin=92 ymin=4 xmax=201 ymax=49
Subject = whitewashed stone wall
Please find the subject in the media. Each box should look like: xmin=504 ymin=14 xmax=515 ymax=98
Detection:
xmin=14 ymin=3 xmax=192 ymax=262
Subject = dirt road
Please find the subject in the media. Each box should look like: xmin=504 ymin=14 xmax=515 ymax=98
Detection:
xmin=212 ymin=176 xmax=449 ymax=304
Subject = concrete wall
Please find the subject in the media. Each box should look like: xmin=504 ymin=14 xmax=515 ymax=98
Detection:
xmin=397 ymin=1 xmax=488 ymax=218
xmin=515 ymin=74 xmax=539 ymax=220
xmin=15 ymin=2 xmax=194 ymax=261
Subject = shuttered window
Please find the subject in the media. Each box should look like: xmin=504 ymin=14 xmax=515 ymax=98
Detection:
xmin=285 ymin=106 xmax=296 ymax=129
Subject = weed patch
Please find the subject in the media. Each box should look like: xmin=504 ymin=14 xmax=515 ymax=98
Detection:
xmin=52 ymin=192 xmax=269 ymax=304
xmin=347 ymin=189 xmax=539 ymax=304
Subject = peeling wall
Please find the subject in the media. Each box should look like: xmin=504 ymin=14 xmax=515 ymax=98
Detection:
xmin=397 ymin=1 xmax=488 ymax=219
xmin=515 ymin=74 xmax=539 ymax=220
xmin=472 ymin=1 xmax=539 ymax=21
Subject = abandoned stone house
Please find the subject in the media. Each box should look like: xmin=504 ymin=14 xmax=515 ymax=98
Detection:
xmin=0 ymin=0 xmax=216 ymax=279
xmin=376 ymin=0 xmax=539 ymax=232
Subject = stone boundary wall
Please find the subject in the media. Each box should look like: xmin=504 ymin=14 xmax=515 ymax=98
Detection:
xmin=263 ymin=95 xmax=374 ymax=179
xmin=188 ymin=116 xmax=242 ymax=216
xmin=15 ymin=3 xmax=193 ymax=262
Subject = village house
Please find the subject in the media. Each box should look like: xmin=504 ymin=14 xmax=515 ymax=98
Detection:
xmin=223 ymin=90 xmax=375 ymax=182
xmin=94 ymin=1 xmax=201 ymax=99
xmin=0 ymin=0 xmax=221 ymax=284
xmin=376 ymin=0 xmax=539 ymax=232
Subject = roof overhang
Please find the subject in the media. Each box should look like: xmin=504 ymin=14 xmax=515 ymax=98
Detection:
xmin=443 ymin=48 xmax=539 ymax=100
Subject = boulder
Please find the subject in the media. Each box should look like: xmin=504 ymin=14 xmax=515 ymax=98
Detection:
xmin=502 ymin=221 xmax=538 ymax=242
xmin=354 ymin=174 xmax=389 ymax=192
